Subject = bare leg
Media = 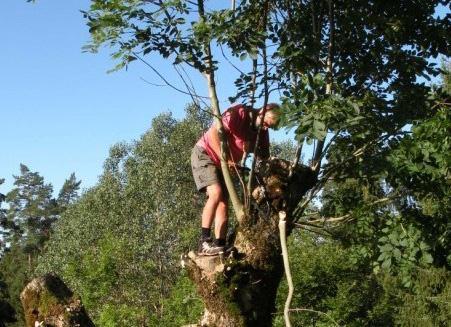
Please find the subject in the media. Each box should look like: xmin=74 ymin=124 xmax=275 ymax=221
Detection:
xmin=214 ymin=198 xmax=228 ymax=240
xmin=201 ymin=183 xmax=225 ymax=232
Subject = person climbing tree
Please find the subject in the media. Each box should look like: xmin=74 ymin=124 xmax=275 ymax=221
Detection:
xmin=191 ymin=103 xmax=281 ymax=255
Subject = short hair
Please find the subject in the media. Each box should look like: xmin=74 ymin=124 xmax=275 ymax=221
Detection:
xmin=262 ymin=103 xmax=281 ymax=118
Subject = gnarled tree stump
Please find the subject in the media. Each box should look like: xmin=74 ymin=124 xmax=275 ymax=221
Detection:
xmin=183 ymin=158 xmax=316 ymax=326
xmin=20 ymin=274 xmax=94 ymax=327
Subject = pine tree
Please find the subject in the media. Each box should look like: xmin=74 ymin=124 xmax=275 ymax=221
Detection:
xmin=0 ymin=166 xmax=81 ymax=326
xmin=0 ymin=178 xmax=8 ymax=256
xmin=57 ymin=173 xmax=81 ymax=211
xmin=5 ymin=164 xmax=55 ymax=257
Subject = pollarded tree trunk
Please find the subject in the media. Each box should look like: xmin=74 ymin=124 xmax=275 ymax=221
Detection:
xmin=183 ymin=158 xmax=316 ymax=327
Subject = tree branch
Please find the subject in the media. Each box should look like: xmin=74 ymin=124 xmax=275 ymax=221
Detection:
xmin=311 ymin=0 xmax=335 ymax=176
xmin=296 ymin=196 xmax=394 ymax=227
xmin=133 ymin=51 xmax=211 ymax=101
xmin=173 ymin=64 xmax=210 ymax=109
xmin=197 ymin=0 xmax=244 ymax=221
xmin=279 ymin=211 xmax=293 ymax=327
xmin=247 ymin=0 xmax=270 ymax=207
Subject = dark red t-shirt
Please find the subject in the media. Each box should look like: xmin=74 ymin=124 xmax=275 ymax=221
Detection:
xmin=196 ymin=104 xmax=269 ymax=166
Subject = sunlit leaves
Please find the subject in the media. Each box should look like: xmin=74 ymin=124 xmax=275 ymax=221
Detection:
xmin=36 ymin=105 xmax=207 ymax=324
xmin=375 ymin=218 xmax=434 ymax=287
xmin=281 ymin=73 xmax=362 ymax=143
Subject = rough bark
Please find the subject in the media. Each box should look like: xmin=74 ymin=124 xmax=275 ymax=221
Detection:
xmin=183 ymin=158 xmax=316 ymax=326
xmin=20 ymin=274 xmax=94 ymax=327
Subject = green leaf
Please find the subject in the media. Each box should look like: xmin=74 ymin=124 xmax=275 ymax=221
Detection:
xmin=381 ymin=258 xmax=392 ymax=269
xmin=422 ymin=253 xmax=433 ymax=264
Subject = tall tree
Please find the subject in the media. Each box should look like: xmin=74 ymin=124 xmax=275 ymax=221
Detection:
xmin=5 ymin=164 xmax=55 ymax=256
xmin=57 ymin=173 xmax=81 ymax=211
xmin=0 ymin=166 xmax=80 ymax=326
xmin=36 ymin=106 xmax=209 ymax=325
xmin=0 ymin=178 xmax=7 ymax=255
xmin=82 ymin=0 xmax=449 ymax=325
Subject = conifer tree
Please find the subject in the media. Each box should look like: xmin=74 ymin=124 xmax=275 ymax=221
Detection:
xmin=0 ymin=166 xmax=81 ymax=326
xmin=57 ymin=173 xmax=81 ymax=211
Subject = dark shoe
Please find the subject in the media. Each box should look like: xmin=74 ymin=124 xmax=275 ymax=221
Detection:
xmin=198 ymin=238 xmax=225 ymax=256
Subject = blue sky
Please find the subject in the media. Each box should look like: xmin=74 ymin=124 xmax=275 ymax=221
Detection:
xmin=0 ymin=0 xmax=264 ymax=195
xmin=1 ymin=1 xmax=448 ymax=197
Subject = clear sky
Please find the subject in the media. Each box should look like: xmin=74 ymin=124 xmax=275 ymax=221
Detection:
xmin=0 ymin=0 xmax=279 ymax=195
xmin=1 ymin=1 xmax=448 ymax=197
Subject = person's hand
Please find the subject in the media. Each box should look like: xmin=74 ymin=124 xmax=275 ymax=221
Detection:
xmin=228 ymin=161 xmax=250 ymax=173
xmin=227 ymin=160 xmax=237 ymax=170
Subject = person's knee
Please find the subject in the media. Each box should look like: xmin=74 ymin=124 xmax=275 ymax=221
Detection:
xmin=206 ymin=183 xmax=225 ymax=203
xmin=216 ymin=200 xmax=228 ymax=213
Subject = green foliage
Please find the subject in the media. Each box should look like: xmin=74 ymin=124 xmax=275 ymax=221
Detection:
xmin=57 ymin=173 xmax=81 ymax=210
xmin=157 ymin=272 xmax=203 ymax=326
xmin=0 ymin=179 xmax=7 ymax=253
xmin=29 ymin=0 xmax=450 ymax=324
xmin=318 ymin=70 xmax=450 ymax=287
xmin=281 ymin=73 xmax=362 ymax=143
xmin=0 ymin=166 xmax=78 ymax=326
xmin=394 ymin=267 xmax=451 ymax=326
xmin=98 ymin=304 xmax=149 ymax=327
xmin=0 ymin=246 xmax=28 ymax=326
xmin=36 ymin=105 xmax=207 ymax=325
xmin=275 ymin=231 xmax=450 ymax=327
xmin=375 ymin=217 xmax=434 ymax=287
xmin=82 ymin=1 xmax=448 ymax=187
xmin=388 ymin=105 xmax=450 ymax=267
xmin=64 ymin=234 xmax=122 ymax=310
xmin=375 ymin=267 xmax=451 ymax=327
xmin=275 ymin=233 xmax=392 ymax=327
xmin=5 ymin=164 xmax=55 ymax=252
xmin=0 ymin=269 xmax=16 ymax=325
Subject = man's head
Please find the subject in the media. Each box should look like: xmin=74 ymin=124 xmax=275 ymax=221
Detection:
xmin=257 ymin=103 xmax=281 ymax=130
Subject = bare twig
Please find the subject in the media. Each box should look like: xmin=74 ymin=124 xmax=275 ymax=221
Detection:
xmin=279 ymin=211 xmax=293 ymax=327
xmin=307 ymin=213 xmax=351 ymax=224
xmin=133 ymin=51 xmax=211 ymax=100
xmin=294 ymin=223 xmax=334 ymax=237
xmin=320 ymin=130 xmax=411 ymax=178
xmin=173 ymin=64 xmax=210 ymax=109
xmin=292 ymin=167 xmax=334 ymax=221
xmin=316 ymin=131 xmax=339 ymax=163
xmin=296 ymin=197 xmax=394 ymax=227
xmin=219 ymin=44 xmax=246 ymax=76
xmin=250 ymin=58 xmax=258 ymax=109
xmin=289 ymin=140 xmax=304 ymax=178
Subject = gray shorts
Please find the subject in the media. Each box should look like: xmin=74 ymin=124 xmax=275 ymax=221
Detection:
xmin=191 ymin=145 xmax=223 ymax=192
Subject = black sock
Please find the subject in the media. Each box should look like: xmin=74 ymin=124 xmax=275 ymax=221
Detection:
xmin=201 ymin=228 xmax=211 ymax=240
xmin=215 ymin=238 xmax=226 ymax=247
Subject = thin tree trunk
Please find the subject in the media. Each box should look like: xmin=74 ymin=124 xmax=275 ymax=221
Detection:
xmin=197 ymin=0 xmax=244 ymax=222
xmin=312 ymin=0 xmax=334 ymax=175
xmin=246 ymin=0 xmax=270 ymax=207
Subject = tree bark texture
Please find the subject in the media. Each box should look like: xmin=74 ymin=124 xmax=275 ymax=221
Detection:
xmin=183 ymin=158 xmax=316 ymax=326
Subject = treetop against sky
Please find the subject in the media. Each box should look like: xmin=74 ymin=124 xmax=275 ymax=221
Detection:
xmin=0 ymin=0 xmax=290 ymax=195
xmin=0 ymin=0 xmax=448 ymax=195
